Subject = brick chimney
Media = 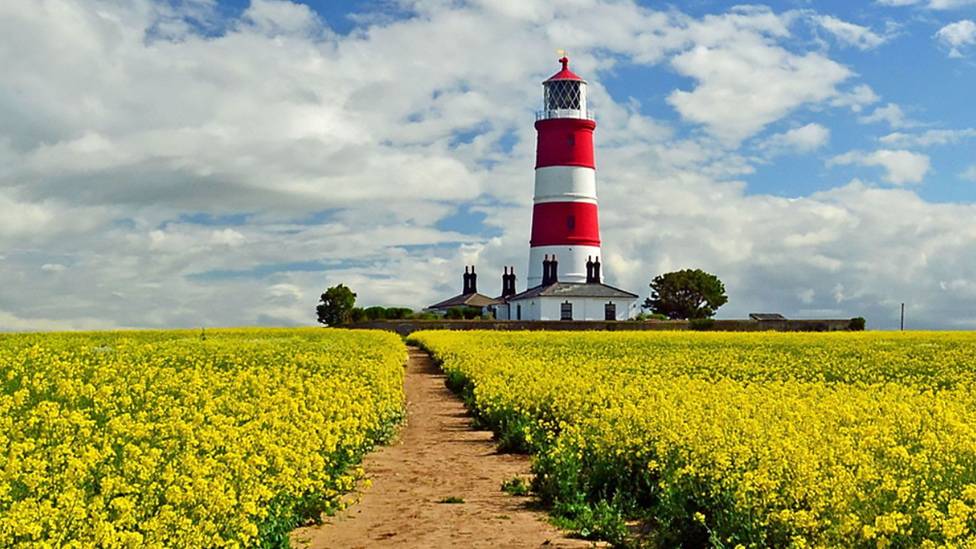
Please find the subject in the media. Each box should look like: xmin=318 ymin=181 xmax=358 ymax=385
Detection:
xmin=542 ymin=255 xmax=559 ymax=285
xmin=463 ymin=265 xmax=478 ymax=294
xmin=586 ymin=256 xmax=601 ymax=283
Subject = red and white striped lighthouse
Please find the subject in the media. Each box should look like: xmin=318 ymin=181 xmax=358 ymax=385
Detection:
xmin=528 ymin=56 xmax=601 ymax=287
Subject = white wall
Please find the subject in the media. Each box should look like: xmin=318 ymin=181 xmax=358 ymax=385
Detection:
xmin=513 ymin=296 xmax=635 ymax=321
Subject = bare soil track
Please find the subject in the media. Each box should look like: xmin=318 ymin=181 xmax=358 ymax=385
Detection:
xmin=291 ymin=346 xmax=597 ymax=549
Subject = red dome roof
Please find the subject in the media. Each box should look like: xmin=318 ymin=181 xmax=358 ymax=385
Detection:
xmin=544 ymin=57 xmax=586 ymax=83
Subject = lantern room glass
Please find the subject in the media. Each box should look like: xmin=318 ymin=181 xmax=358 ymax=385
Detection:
xmin=538 ymin=80 xmax=592 ymax=121
xmin=546 ymin=80 xmax=581 ymax=110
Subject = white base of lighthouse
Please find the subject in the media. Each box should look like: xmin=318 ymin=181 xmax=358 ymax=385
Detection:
xmin=528 ymin=245 xmax=602 ymax=287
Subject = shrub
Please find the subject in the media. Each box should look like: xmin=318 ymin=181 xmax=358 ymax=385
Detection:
xmin=632 ymin=311 xmax=668 ymax=321
xmin=446 ymin=306 xmax=482 ymax=320
xmin=363 ymin=306 xmax=388 ymax=320
xmin=349 ymin=307 xmax=368 ymax=323
xmin=688 ymin=318 xmax=716 ymax=331
xmin=849 ymin=317 xmax=866 ymax=331
xmin=385 ymin=307 xmax=415 ymax=320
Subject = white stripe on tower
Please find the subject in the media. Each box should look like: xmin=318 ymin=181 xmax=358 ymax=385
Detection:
xmin=533 ymin=166 xmax=597 ymax=204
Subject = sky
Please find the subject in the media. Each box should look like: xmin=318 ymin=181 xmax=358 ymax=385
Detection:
xmin=2 ymin=0 xmax=976 ymax=331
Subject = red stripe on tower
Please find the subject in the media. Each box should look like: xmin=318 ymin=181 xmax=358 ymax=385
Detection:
xmin=530 ymin=202 xmax=600 ymax=247
xmin=535 ymin=118 xmax=596 ymax=169
xmin=527 ymin=56 xmax=603 ymax=287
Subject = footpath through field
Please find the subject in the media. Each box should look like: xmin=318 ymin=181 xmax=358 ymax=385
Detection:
xmin=291 ymin=346 xmax=595 ymax=549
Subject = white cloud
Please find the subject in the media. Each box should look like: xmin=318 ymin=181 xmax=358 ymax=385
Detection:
xmin=813 ymin=15 xmax=891 ymax=50
xmin=935 ymin=20 xmax=976 ymax=57
xmin=667 ymin=27 xmax=852 ymax=144
xmin=0 ymin=310 xmax=124 ymax=332
xmin=878 ymin=0 xmax=976 ymax=8
xmin=879 ymin=128 xmax=976 ymax=147
xmin=961 ymin=166 xmax=976 ymax=181
xmin=828 ymin=149 xmax=931 ymax=185
xmin=760 ymin=123 xmax=830 ymax=156
xmin=242 ymin=0 xmax=322 ymax=37
xmin=601 ymin=159 xmax=976 ymax=329
xmin=830 ymin=84 xmax=881 ymax=113
xmin=858 ymin=103 xmax=919 ymax=129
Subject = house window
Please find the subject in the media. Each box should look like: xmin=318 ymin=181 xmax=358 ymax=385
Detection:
xmin=567 ymin=134 xmax=576 ymax=146
xmin=517 ymin=304 xmax=521 ymax=320
xmin=605 ymin=302 xmax=616 ymax=321
xmin=567 ymin=216 xmax=575 ymax=231
xmin=561 ymin=301 xmax=573 ymax=321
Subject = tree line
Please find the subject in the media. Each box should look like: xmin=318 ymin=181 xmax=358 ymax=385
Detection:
xmin=316 ymin=284 xmax=441 ymax=326
xmin=317 ymin=269 xmax=864 ymax=329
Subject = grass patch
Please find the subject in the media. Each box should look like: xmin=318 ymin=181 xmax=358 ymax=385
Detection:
xmin=439 ymin=496 xmax=465 ymax=504
xmin=501 ymin=476 xmax=530 ymax=496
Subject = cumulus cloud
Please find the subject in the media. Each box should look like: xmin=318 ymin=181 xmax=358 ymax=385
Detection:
xmin=667 ymin=25 xmax=852 ymax=144
xmin=828 ymin=150 xmax=931 ymax=185
xmin=858 ymin=103 xmax=920 ymax=129
xmin=878 ymin=0 xmax=976 ymax=8
xmin=961 ymin=166 xmax=976 ymax=181
xmin=242 ymin=0 xmax=323 ymax=37
xmin=759 ymin=123 xmax=830 ymax=156
xmin=880 ymin=128 xmax=976 ymax=147
xmin=935 ymin=20 xmax=976 ymax=57
xmin=830 ymin=84 xmax=882 ymax=113
xmin=813 ymin=15 xmax=892 ymax=50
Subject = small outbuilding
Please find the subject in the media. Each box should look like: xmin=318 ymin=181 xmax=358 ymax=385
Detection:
xmin=425 ymin=266 xmax=500 ymax=315
xmin=750 ymin=313 xmax=787 ymax=321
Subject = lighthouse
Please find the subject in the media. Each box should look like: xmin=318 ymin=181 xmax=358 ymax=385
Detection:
xmin=426 ymin=56 xmax=637 ymax=322
xmin=527 ymin=56 xmax=601 ymax=287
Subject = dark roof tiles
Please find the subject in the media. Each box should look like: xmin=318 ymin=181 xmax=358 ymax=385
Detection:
xmin=505 ymin=282 xmax=638 ymax=302
xmin=426 ymin=292 xmax=502 ymax=310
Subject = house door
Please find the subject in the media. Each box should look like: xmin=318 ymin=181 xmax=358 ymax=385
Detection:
xmin=605 ymin=302 xmax=616 ymax=321
xmin=561 ymin=301 xmax=573 ymax=321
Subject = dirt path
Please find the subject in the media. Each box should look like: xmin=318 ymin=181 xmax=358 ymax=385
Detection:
xmin=291 ymin=346 xmax=596 ymax=549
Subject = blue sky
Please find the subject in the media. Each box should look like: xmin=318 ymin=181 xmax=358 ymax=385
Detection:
xmin=3 ymin=0 xmax=976 ymax=330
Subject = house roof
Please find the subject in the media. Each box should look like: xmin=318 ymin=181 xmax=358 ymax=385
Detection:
xmin=504 ymin=282 xmax=638 ymax=302
xmin=750 ymin=313 xmax=787 ymax=321
xmin=426 ymin=292 xmax=502 ymax=311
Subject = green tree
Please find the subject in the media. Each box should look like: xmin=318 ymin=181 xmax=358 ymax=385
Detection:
xmin=445 ymin=306 xmax=482 ymax=320
xmin=643 ymin=269 xmax=728 ymax=320
xmin=316 ymin=284 xmax=357 ymax=326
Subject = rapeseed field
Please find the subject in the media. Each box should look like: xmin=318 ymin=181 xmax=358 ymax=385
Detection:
xmin=410 ymin=330 xmax=976 ymax=549
xmin=0 ymin=328 xmax=404 ymax=549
